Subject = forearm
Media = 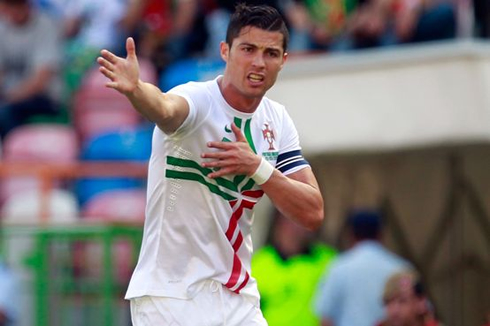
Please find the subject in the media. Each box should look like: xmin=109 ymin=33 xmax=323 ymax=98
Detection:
xmin=261 ymin=168 xmax=324 ymax=230
xmin=126 ymin=80 xmax=187 ymax=134
xmin=126 ymin=80 xmax=166 ymax=122
xmin=5 ymin=68 xmax=54 ymax=103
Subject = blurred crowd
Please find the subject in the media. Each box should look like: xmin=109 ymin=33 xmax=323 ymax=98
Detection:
xmin=252 ymin=208 xmax=455 ymax=326
xmin=0 ymin=0 xmax=474 ymax=142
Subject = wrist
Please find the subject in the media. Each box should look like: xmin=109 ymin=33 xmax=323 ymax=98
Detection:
xmin=125 ymin=79 xmax=143 ymax=98
xmin=250 ymin=157 xmax=274 ymax=185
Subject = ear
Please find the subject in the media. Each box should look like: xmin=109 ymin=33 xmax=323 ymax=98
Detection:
xmin=280 ymin=52 xmax=288 ymax=70
xmin=220 ymin=41 xmax=229 ymax=62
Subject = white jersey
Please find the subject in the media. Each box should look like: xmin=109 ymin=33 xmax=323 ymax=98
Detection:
xmin=125 ymin=77 xmax=309 ymax=305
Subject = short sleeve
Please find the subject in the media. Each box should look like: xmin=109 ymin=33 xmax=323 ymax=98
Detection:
xmin=276 ymin=109 xmax=309 ymax=175
xmin=167 ymin=82 xmax=211 ymax=138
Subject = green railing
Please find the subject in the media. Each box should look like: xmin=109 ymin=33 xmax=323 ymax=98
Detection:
xmin=1 ymin=222 xmax=143 ymax=326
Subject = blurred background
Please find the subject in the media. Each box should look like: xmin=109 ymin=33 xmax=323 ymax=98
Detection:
xmin=0 ymin=0 xmax=489 ymax=325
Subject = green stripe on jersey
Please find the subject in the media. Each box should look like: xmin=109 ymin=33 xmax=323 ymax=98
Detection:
xmin=244 ymin=119 xmax=257 ymax=154
xmin=166 ymin=156 xmax=238 ymax=191
xmin=165 ymin=170 xmax=236 ymax=201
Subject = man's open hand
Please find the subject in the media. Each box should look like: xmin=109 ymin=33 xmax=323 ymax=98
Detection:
xmin=201 ymin=123 xmax=261 ymax=179
xmin=97 ymin=37 xmax=140 ymax=95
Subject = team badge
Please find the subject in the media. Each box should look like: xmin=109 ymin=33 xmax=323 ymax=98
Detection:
xmin=262 ymin=123 xmax=275 ymax=150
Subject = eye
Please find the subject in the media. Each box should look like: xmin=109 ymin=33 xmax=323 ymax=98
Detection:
xmin=267 ymin=50 xmax=280 ymax=58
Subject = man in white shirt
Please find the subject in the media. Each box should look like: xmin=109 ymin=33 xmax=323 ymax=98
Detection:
xmin=97 ymin=4 xmax=324 ymax=325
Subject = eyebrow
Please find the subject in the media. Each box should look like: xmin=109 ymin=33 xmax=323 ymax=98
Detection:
xmin=238 ymin=42 xmax=283 ymax=53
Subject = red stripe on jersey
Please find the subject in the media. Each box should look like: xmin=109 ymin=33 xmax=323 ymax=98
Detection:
xmin=224 ymin=254 xmax=242 ymax=289
xmin=241 ymin=190 xmax=264 ymax=198
xmin=224 ymin=192 xmax=263 ymax=293
xmin=233 ymin=271 xmax=250 ymax=294
xmin=232 ymin=232 xmax=243 ymax=252
xmin=225 ymin=200 xmax=254 ymax=241
xmin=225 ymin=205 xmax=244 ymax=241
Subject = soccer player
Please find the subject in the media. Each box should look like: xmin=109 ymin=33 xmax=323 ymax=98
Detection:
xmin=97 ymin=4 xmax=324 ymax=325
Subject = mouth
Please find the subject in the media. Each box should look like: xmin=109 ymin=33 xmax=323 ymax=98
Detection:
xmin=247 ymin=73 xmax=265 ymax=83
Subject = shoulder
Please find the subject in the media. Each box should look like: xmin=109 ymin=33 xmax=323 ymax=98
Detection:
xmin=171 ymin=79 xmax=215 ymax=95
xmin=170 ymin=79 xmax=212 ymax=92
xmin=260 ymin=96 xmax=288 ymax=115
xmin=168 ymin=80 xmax=214 ymax=105
xmin=312 ymin=244 xmax=338 ymax=261
xmin=376 ymin=245 xmax=410 ymax=267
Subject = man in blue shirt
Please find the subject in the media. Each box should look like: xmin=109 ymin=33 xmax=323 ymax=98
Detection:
xmin=314 ymin=209 xmax=411 ymax=326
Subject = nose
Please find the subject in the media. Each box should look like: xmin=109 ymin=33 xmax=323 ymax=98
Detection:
xmin=252 ymin=52 xmax=265 ymax=68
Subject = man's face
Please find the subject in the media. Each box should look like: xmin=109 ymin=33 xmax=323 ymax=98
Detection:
xmin=220 ymin=26 xmax=287 ymax=102
xmin=383 ymin=291 xmax=425 ymax=326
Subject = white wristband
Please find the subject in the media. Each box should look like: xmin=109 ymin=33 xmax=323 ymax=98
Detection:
xmin=251 ymin=157 xmax=274 ymax=185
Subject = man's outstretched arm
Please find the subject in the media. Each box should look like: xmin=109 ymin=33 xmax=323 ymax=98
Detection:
xmin=97 ymin=37 xmax=189 ymax=134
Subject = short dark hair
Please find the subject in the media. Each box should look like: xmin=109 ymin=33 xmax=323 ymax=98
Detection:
xmin=226 ymin=3 xmax=289 ymax=52
xmin=347 ymin=209 xmax=382 ymax=240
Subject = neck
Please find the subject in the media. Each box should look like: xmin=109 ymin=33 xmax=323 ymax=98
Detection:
xmin=218 ymin=77 xmax=261 ymax=114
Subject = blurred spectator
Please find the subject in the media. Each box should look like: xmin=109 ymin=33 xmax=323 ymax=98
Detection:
xmin=376 ymin=269 xmax=443 ymax=326
xmin=0 ymin=258 xmax=19 ymax=326
xmin=288 ymin=0 xmax=359 ymax=51
xmin=331 ymin=0 xmax=456 ymax=50
xmin=0 ymin=0 xmax=64 ymax=139
xmin=314 ymin=209 xmax=411 ymax=326
xmin=62 ymin=0 xmax=128 ymax=94
xmin=203 ymin=0 xmax=317 ymax=58
xmin=119 ymin=0 xmax=204 ymax=73
xmin=473 ymin=0 xmax=490 ymax=38
xmin=31 ymin=0 xmax=65 ymax=18
xmin=252 ymin=209 xmax=337 ymax=326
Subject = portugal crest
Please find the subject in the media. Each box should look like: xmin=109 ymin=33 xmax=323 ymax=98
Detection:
xmin=262 ymin=123 xmax=275 ymax=150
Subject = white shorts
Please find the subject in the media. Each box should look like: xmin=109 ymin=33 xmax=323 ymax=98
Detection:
xmin=129 ymin=280 xmax=268 ymax=326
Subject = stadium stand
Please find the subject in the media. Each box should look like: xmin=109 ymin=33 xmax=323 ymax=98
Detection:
xmin=0 ymin=124 xmax=79 ymax=205
xmin=75 ymin=125 xmax=152 ymax=205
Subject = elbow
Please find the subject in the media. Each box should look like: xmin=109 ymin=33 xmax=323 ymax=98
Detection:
xmin=304 ymin=206 xmax=324 ymax=231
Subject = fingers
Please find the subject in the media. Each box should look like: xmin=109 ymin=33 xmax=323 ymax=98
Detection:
xmin=126 ymin=37 xmax=136 ymax=59
xmin=201 ymin=149 xmax=227 ymax=160
xmin=99 ymin=66 xmax=115 ymax=81
xmin=231 ymin=123 xmax=246 ymax=142
xmin=207 ymin=167 xmax=234 ymax=179
xmin=100 ymin=49 xmax=118 ymax=65
xmin=97 ymin=57 xmax=114 ymax=73
xmin=204 ymin=141 xmax=234 ymax=151
xmin=105 ymin=81 xmax=118 ymax=89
